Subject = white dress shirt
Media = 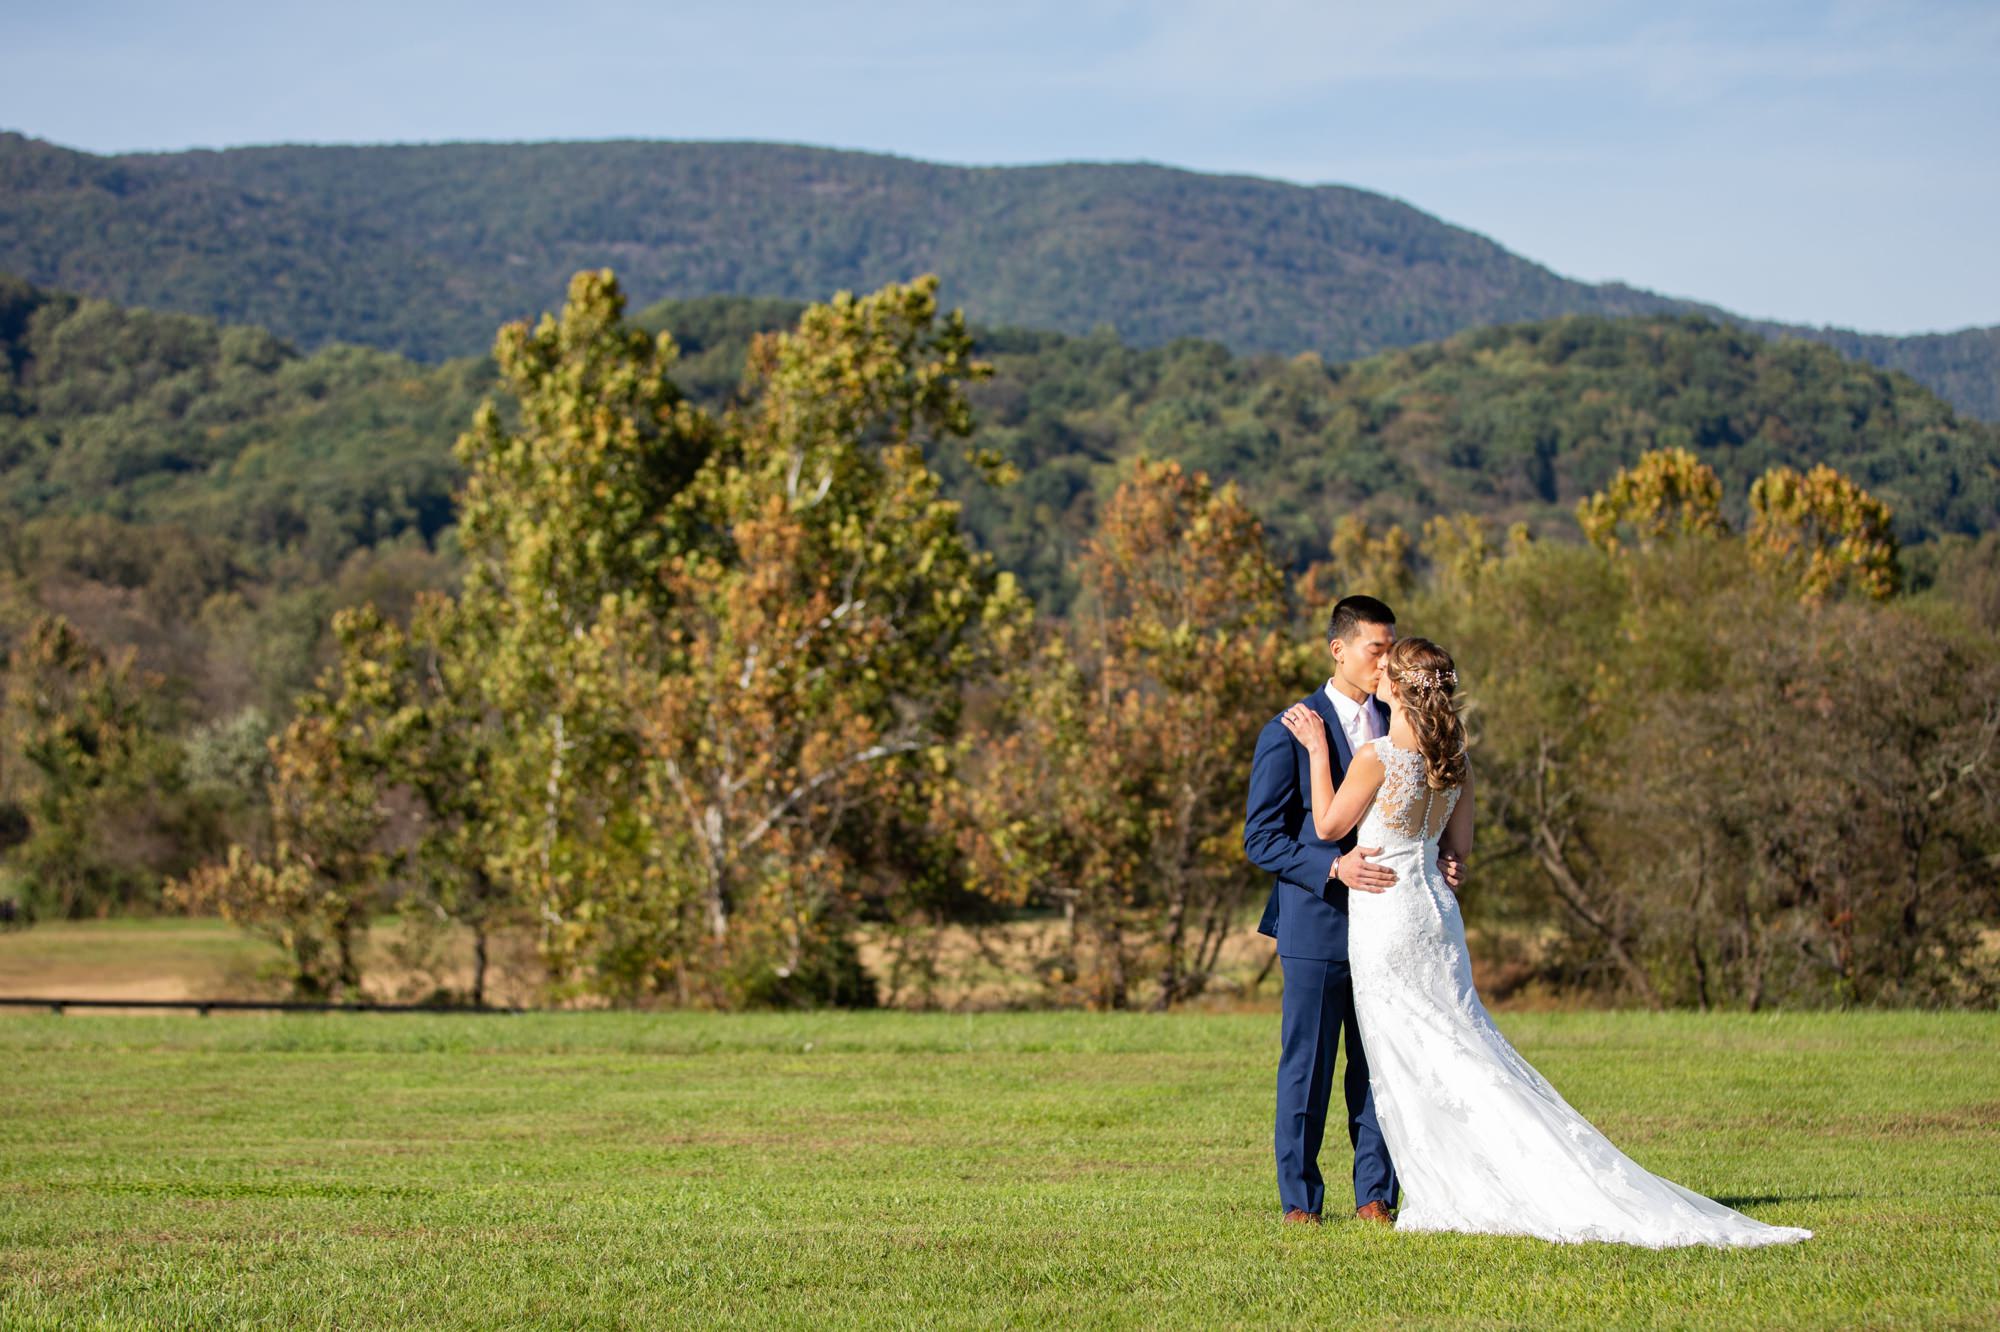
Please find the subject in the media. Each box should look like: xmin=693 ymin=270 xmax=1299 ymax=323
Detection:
xmin=1323 ymin=678 xmax=1380 ymax=755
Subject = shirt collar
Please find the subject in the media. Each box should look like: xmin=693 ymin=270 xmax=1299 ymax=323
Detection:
xmin=1323 ymin=678 xmax=1371 ymax=729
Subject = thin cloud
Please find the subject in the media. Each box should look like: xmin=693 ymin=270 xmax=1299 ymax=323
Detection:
xmin=1070 ymin=0 xmax=2000 ymax=105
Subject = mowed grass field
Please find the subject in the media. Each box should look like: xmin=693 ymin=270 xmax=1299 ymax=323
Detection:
xmin=1 ymin=1009 xmax=1995 ymax=1329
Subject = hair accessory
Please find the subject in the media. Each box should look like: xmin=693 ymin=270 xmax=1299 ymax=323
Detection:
xmin=1402 ymin=667 xmax=1458 ymax=691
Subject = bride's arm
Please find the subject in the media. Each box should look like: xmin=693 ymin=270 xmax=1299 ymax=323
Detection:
xmin=1276 ymin=707 xmax=1385 ymax=841
xmin=1316 ymin=745 xmax=1384 ymax=841
xmin=1439 ymin=770 xmax=1475 ymax=882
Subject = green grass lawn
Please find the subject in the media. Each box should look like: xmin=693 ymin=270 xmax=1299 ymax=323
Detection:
xmin=1 ymin=1010 xmax=1994 ymax=1329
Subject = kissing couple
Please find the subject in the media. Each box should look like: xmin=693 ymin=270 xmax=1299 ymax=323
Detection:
xmin=1244 ymin=594 xmax=1812 ymax=1248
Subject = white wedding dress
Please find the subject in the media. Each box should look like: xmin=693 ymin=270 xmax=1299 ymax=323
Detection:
xmin=1345 ymin=736 xmax=1812 ymax=1248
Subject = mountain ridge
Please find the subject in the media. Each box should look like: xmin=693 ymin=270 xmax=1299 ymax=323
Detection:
xmin=2 ymin=131 xmax=1994 ymax=418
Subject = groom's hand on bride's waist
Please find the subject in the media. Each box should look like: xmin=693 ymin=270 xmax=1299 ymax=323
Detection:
xmin=1333 ymin=847 xmax=1394 ymax=894
xmin=1440 ymin=852 xmax=1466 ymax=892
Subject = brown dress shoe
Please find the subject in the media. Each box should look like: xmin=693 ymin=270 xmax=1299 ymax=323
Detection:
xmin=1281 ymin=1208 xmax=1322 ymax=1225
xmin=1354 ymin=1200 xmax=1396 ymax=1226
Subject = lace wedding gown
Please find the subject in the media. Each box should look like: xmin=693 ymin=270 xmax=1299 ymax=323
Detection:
xmin=1345 ymin=736 xmax=1812 ymax=1248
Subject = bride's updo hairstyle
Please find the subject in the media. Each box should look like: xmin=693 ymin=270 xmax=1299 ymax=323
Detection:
xmin=1385 ymin=637 xmax=1467 ymax=791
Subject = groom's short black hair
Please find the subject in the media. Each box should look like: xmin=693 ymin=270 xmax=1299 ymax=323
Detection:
xmin=1328 ymin=594 xmax=1396 ymax=643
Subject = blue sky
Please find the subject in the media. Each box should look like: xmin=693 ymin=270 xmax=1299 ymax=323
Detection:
xmin=6 ymin=0 xmax=1995 ymax=334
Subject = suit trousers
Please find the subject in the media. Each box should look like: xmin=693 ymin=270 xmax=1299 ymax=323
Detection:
xmin=1275 ymin=954 xmax=1397 ymax=1215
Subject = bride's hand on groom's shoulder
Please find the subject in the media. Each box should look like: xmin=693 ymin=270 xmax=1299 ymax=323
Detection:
xmin=1279 ymin=705 xmax=1326 ymax=754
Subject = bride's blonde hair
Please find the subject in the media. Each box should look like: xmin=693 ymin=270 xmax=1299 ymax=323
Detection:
xmin=1385 ymin=637 xmax=1467 ymax=791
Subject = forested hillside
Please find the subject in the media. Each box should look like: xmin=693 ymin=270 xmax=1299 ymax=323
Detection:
xmin=956 ymin=315 xmax=2000 ymax=607
xmin=4 ymin=132 xmax=1995 ymax=419
xmin=0 ymin=275 xmax=479 ymax=561
xmin=5 ymin=276 xmax=1996 ymax=621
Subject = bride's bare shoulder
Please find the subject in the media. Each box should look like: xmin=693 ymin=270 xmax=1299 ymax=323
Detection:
xmin=1346 ymin=741 xmax=1386 ymax=779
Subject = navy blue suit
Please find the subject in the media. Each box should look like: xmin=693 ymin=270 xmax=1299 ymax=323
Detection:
xmin=1245 ymin=686 xmax=1398 ymax=1216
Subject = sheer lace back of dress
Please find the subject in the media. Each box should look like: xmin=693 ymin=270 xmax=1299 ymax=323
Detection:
xmin=1371 ymin=737 xmax=1460 ymax=844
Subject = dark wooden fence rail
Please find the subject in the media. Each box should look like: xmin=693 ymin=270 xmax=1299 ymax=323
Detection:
xmin=0 ymin=996 xmax=526 ymax=1016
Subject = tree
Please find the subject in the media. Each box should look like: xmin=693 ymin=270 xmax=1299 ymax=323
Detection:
xmin=323 ymin=596 xmax=523 ymax=1008
xmin=1576 ymin=446 xmax=1727 ymax=554
xmin=618 ymin=277 xmax=1028 ymax=1005
xmin=1407 ymin=529 xmax=1665 ymax=1006
xmin=1413 ymin=469 xmax=2000 ymax=1010
xmin=1 ymin=613 xmax=178 ymax=918
xmin=1592 ymin=551 xmax=1998 ymax=1008
xmin=450 ymin=268 xmax=716 ymax=986
xmin=958 ymin=458 xmax=1296 ymax=1008
xmin=166 ymin=694 xmax=389 ymax=1000
xmin=1748 ymin=463 xmax=1900 ymax=601
xmin=1296 ymin=514 xmax=1414 ymax=608
xmin=169 ymin=591 xmax=521 ymax=1006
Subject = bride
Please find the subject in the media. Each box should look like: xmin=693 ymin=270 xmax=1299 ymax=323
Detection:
xmin=1278 ymin=636 xmax=1812 ymax=1249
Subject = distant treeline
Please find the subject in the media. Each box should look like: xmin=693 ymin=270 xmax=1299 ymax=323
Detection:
xmin=4 ymin=270 xmax=1995 ymax=625
xmin=1 ymin=273 xmax=1995 ymax=1010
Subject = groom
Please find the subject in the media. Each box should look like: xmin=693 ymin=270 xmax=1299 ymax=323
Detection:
xmin=1244 ymin=594 xmax=1462 ymax=1226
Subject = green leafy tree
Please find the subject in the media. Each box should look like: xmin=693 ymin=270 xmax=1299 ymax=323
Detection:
xmin=450 ymin=268 xmax=716 ymax=986
xmin=323 ymin=597 xmax=522 ymax=1008
xmin=1 ymin=614 xmax=179 ymax=918
xmin=1416 ymin=458 xmax=1997 ymax=1009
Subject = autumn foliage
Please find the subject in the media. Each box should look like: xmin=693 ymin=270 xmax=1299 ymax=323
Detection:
xmin=31 ymin=281 xmax=1995 ymax=1011
xmin=955 ymin=459 xmax=1299 ymax=1008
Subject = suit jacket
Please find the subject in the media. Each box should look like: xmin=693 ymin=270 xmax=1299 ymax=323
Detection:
xmin=1245 ymin=686 xmax=1389 ymax=960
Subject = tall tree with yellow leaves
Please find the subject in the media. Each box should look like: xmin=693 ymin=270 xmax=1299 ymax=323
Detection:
xmin=1576 ymin=446 xmax=1728 ymax=554
xmin=1748 ymin=463 xmax=1900 ymax=601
